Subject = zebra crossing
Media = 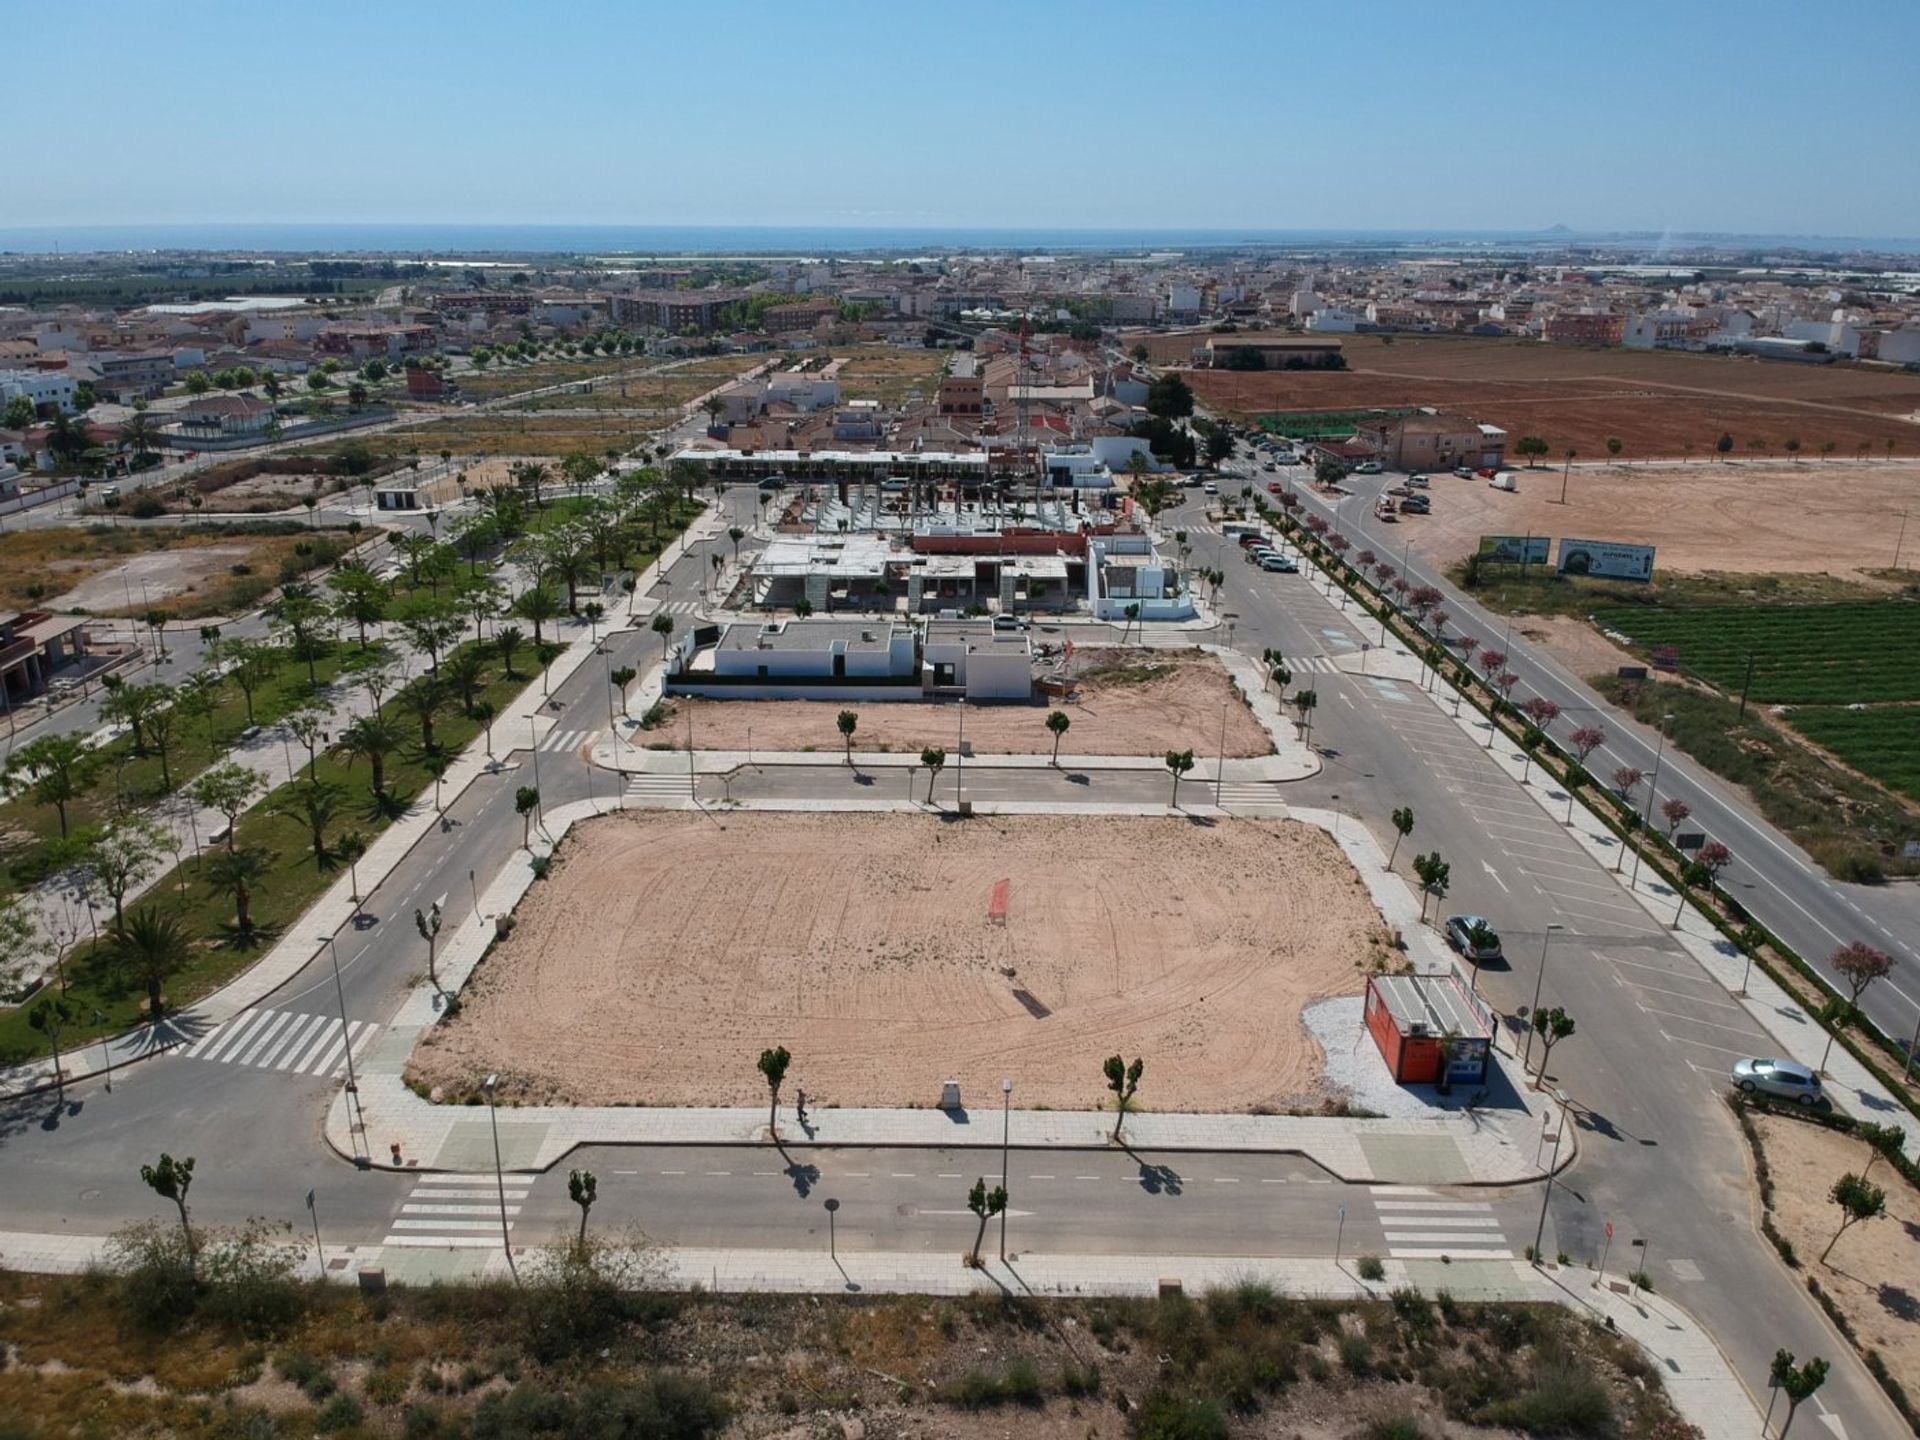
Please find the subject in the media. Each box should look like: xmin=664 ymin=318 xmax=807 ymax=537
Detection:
xmin=536 ymin=727 xmax=601 ymax=754
xmin=1273 ymin=655 xmax=1340 ymax=676
xmin=179 ymin=1006 xmax=378 ymax=1079
xmin=1212 ymin=782 xmax=1288 ymax=812
xmin=1369 ymin=1186 xmax=1516 ymax=1260
xmin=625 ymin=773 xmax=695 ymax=804
xmin=653 ymin=599 xmax=702 ymax=616
xmin=384 ymin=1177 xmax=531 ymax=1249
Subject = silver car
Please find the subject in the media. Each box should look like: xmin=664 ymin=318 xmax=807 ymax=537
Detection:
xmin=1731 ymin=1057 xmax=1825 ymax=1106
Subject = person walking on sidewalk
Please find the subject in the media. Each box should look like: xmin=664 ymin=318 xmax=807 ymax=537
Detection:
xmin=795 ymin=1087 xmax=808 ymax=1127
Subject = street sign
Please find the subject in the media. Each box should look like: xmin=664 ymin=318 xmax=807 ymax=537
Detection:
xmin=1651 ymin=646 xmax=1681 ymax=672
xmin=1675 ymin=832 xmax=1707 ymax=852
xmin=1905 ymin=840 xmax=1920 ymax=861
xmin=1615 ymin=665 xmax=1648 ymax=680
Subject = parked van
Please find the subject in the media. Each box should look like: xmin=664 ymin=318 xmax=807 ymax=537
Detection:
xmin=1355 ymin=460 xmax=1383 ymax=475
xmin=1489 ymin=471 xmax=1519 ymax=492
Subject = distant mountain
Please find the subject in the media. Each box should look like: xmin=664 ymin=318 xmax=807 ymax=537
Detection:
xmin=1541 ymin=224 xmax=1575 ymax=235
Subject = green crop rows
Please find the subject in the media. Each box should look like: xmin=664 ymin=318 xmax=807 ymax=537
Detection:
xmin=1590 ymin=601 xmax=1920 ymax=705
xmin=1785 ymin=706 xmax=1920 ymax=804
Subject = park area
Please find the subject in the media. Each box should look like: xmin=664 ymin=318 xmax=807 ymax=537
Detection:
xmin=408 ymin=811 xmax=1393 ymax=1111
xmin=649 ymin=647 xmax=1272 ymax=759
xmin=1194 ymin=333 xmax=1920 ymax=460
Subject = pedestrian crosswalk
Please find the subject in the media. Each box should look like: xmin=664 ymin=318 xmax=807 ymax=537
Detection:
xmin=1369 ymin=1186 xmax=1516 ymax=1260
xmin=1273 ymin=655 xmax=1340 ymax=676
xmin=383 ymin=1177 xmax=531 ymax=1249
xmin=179 ymin=1007 xmax=378 ymax=1078
xmin=1213 ymin=782 xmax=1288 ymax=813
xmin=625 ymin=773 xmax=694 ymax=804
xmin=654 ymin=599 xmax=702 ymax=616
xmin=537 ymin=727 xmax=601 ymax=753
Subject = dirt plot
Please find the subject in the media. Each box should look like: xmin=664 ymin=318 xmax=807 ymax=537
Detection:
xmin=1194 ymin=334 xmax=1920 ymax=459
xmin=1403 ymin=458 xmax=1920 ymax=579
xmin=656 ymin=648 xmax=1271 ymax=758
xmin=1751 ymin=1112 xmax=1920 ymax=1396
xmin=410 ymin=812 xmax=1386 ymax=1110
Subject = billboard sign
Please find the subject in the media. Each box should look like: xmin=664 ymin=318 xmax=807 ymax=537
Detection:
xmin=1478 ymin=534 xmax=1551 ymax=566
xmin=1557 ymin=538 xmax=1656 ymax=582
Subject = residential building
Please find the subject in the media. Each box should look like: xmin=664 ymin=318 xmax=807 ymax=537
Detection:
xmin=1541 ymin=310 xmax=1624 ymax=345
xmin=765 ymin=301 xmax=839 ymax=334
xmin=94 ymin=351 xmax=177 ymax=400
xmin=0 ymin=368 xmax=77 ymax=416
xmin=1353 ymin=412 xmax=1506 ymax=471
xmin=1623 ymin=311 xmax=1697 ymax=350
xmin=937 ymin=371 xmax=985 ymax=420
xmin=0 ymin=608 xmax=91 ymax=705
xmin=177 ymin=394 xmax=275 ymax=437
xmin=608 ymin=289 xmax=753 ymax=333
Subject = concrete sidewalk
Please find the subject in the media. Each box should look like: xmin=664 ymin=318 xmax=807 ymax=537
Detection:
xmin=0 ymin=1228 xmax=1762 ymax=1440
xmin=0 ymin=506 xmax=735 ymax=1101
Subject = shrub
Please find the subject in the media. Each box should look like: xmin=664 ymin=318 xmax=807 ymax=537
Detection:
xmin=107 ymin=1221 xmax=199 ymax=1332
xmin=198 ymin=1219 xmax=307 ymax=1337
xmin=275 ymin=1349 xmax=335 ymax=1401
xmin=1369 ymin=1416 xmax=1430 ymax=1440
xmin=1357 ymin=1255 xmax=1386 ymax=1281
xmin=1133 ymin=1389 xmax=1228 ymax=1440
xmin=468 ymin=1374 xmax=725 ymax=1438
xmin=1339 ymin=1331 xmax=1374 ymax=1375
xmin=1059 ymin=1360 xmax=1101 ymax=1397
xmin=313 ymin=1393 xmax=364 ymax=1433
xmin=1476 ymin=1346 xmax=1614 ymax=1435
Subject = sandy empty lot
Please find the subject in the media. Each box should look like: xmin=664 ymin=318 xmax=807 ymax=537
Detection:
xmin=48 ymin=545 xmax=259 ymax=611
xmin=409 ymin=812 xmax=1387 ymax=1111
xmin=655 ymin=648 xmax=1272 ymax=758
xmin=1753 ymin=1112 xmax=1920 ymax=1394
xmin=1400 ymin=458 xmax=1920 ymax=578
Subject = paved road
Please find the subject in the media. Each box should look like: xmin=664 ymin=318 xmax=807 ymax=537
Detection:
xmin=1253 ymin=449 xmax=1920 ymax=1052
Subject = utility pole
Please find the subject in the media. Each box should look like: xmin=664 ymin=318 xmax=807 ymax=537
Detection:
xmin=1737 ymin=650 xmax=1757 ymax=719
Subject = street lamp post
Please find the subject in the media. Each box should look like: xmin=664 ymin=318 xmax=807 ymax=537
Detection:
xmin=92 ymin=1009 xmax=111 ymax=1092
xmin=1213 ymin=696 xmax=1229 ymax=807
xmin=999 ymin=1077 xmax=1013 ymax=1260
xmin=1530 ymin=1087 xmax=1572 ymax=1263
xmin=323 ymin=934 xmax=363 ymax=1143
xmin=1628 ymin=713 xmax=1676 ymax=889
xmin=1522 ymin=923 xmax=1565 ymax=1072
xmin=482 ymin=1073 xmax=515 ymax=1273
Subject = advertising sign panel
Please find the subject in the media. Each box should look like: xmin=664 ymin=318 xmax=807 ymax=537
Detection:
xmin=1478 ymin=534 xmax=1551 ymax=566
xmin=1557 ymin=538 xmax=1656 ymax=582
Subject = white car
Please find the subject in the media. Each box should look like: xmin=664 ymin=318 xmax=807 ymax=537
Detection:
xmin=1355 ymin=461 xmax=1383 ymax=475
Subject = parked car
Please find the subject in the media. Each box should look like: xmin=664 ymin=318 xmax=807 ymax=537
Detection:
xmin=1454 ymin=466 xmax=1476 ymax=478
xmin=1731 ymin=1057 xmax=1825 ymax=1106
xmin=1399 ymin=495 xmax=1431 ymax=514
xmin=1386 ymin=483 xmax=1415 ymax=497
xmin=1445 ymin=914 xmax=1503 ymax=964
xmin=1407 ymin=473 xmax=1430 ymax=488
xmin=991 ymin=613 xmax=1030 ymax=632
xmin=1258 ymin=554 xmax=1299 ymax=573
xmin=1202 ymin=481 xmax=1219 ymax=496
xmin=1355 ymin=460 xmax=1383 ymax=474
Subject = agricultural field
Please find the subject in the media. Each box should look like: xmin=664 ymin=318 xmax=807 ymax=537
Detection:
xmin=1194 ymin=332 xmax=1920 ymax=459
xmin=1782 ymin=706 xmax=1920 ymax=805
xmin=338 ymin=412 xmax=659 ymax=461
xmin=1590 ymin=600 xmax=1920 ymax=704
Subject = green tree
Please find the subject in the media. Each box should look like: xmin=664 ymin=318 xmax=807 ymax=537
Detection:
xmin=1262 ymin=649 xmax=1293 ymax=700
xmin=269 ymin=586 xmax=333 ymax=688
xmin=836 ymin=709 xmax=858 ymax=764
xmin=1163 ymin=748 xmax=1195 ymax=808
xmin=101 ymin=679 xmax=165 ymax=755
xmin=920 ymin=746 xmax=946 ymax=805
xmin=0 ymin=893 xmax=38 ymax=999
xmin=966 ymin=1176 xmax=1007 ymax=1267
xmin=397 ymin=597 xmax=464 ymax=675
xmin=189 ymin=762 xmax=261 ymax=851
xmin=396 ymin=676 xmax=446 ymax=752
xmin=8 ymin=733 xmax=103 ymax=837
xmin=221 ymin=638 xmax=280 ymax=727
xmin=1045 ymin=709 xmax=1071 ymax=765
xmin=1145 ymin=372 xmax=1194 ymax=419
xmin=1292 ymin=688 xmax=1318 ymax=745
xmin=85 ymin=817 xmax=168 ymax=932
xmin=4 ymin=394 xmax=35 ymax=429
xmin=758 ymin=1045 xmax=791 ymax=1134
xmin=1531 ymin=1007 xmax=1575 ymax=1086
xmin=117 ymin=907 xmax=192 ymax=1021
xmin=339 ymin=712 xmax=403 ymax=798
xmin=516 ymin=785 xmax=541 ymax=848
xmin=1715 ymin=431 xmax=1734 ymax=460
xmin=29 ymin=994 xmax=77 ymax=1095
xmin=283 ymin=699 xmax=328 ymax=780
xmin=651 ymin=611 xmax=676 ymax=659
xmin=443 ymin=646 xmax=488 ymax=717
xmin=1103 ymin=1054 xmax=1144 ymax=1142
xmin=568 ymin=1168 xmax=598 ymax=1254
xmin=284 ymin=780 xmax=344 ymax=863
xmin=1771 ymin=1351 xmax=1829 ymax=1440
xmin=1605 ymin=436 xmax=1623 ymax=459
xmin=495 ymin=624 xmax=527 ymax=679
xmin=327 ymin=566 xmax=389 ymax=648
xmin=1412 ymin=852 xmax=1450 ymax=922
xmin=204 ymin=844 xmax=273 ymax=937
xmin=416 ymin=901 xmax=444 ymax=995
xmin=140 ymin=1152 xmax=198 ymax=1278
xmin=1388 ymin=806 xmax=1414 ymax=869
xmin=1820 ymin=1173 xmax=1885 ymax=1264
xmin=335 ymin=830 xmax=368 ymax=906
xmin=1515 ymin=435 xmax=1549 ymax=467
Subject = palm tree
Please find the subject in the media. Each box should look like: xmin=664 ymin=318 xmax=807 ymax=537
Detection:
xmin=340 ymin=712 xmax=403 ymax=798
xmin=443 ymin=646 xmax=488 ymax=717
xmin=397 ymin=678 xmax=446 ymax=753
xmin=512 ymin=586 xmax=562 ymax=647
xmin=204 ymin=845 xmax=273 ymax=936
xmin=116 ymin=907 xmax=192 ymax=1020
xmin=1046 ymin=709 xmax=1071 ymax=764
xmin=495 ymin=624 xmax=526 ymax=680
xmin=283 ymin=781 xmax=344 ymax=863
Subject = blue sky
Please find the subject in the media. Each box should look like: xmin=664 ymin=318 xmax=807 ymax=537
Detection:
xmin=12 ymin=0 xmax=1919 ymax=236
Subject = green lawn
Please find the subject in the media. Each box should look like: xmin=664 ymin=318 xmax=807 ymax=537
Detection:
xmin=0 ymin=640 xmax=549 ymax=1065
xmin=1785 ymin=706 xmax=1920 ymax=805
